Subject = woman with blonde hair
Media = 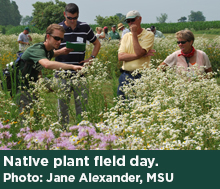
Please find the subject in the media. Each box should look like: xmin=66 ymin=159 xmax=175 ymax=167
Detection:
xmin=95 ymin=27 xmax=105 ymax=41
xmin=158 ymin=30 xmax=212 ymax=75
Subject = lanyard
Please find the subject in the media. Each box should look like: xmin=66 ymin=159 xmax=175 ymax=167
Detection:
xmin=184 ymin=57 xmax=190 ymax=67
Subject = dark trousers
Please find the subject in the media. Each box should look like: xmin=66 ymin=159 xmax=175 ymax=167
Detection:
xmin=117 ymin=71 xmax=142 ymax=99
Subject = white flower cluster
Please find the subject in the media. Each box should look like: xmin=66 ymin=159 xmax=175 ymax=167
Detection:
xmin=98 ymin=67 xmax=220 ymax=150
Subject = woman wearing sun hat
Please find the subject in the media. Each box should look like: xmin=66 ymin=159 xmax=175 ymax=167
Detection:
xmin=158 ymin=29 xmax=212 ymax=75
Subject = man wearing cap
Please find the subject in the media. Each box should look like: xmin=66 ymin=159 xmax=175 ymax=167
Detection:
xmin=150 ymin=25 xmax=165 ymax=38
xmin=117 ymin=10 xmax=154 ymax=99
xmin=17 ymin=27 xmax=32 ymax=52
xmin=117 ymin=23 xmax=130 ymax=39
xmin=109 ymin=25 xmax=120 ymax=40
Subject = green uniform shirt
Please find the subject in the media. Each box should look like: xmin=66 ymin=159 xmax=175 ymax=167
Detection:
xmin=17 ymin=42 xmax=54 ymax=88
xmin=108 ymin=31 xmax=120 ymax=40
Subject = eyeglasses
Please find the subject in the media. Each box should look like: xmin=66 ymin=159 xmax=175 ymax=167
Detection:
xmin=67 ymin=16 xmax=78 ymax=20
xmin=177 ymin=41 xmax=188 ymax=44
xmin=49 ymin=34 xmax=63 ymax=42
xmin=125 ymin=18 xmax=136 ymax=23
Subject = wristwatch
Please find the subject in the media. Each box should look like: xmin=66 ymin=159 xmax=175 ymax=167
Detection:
xmin=90 ymin=55 xmax=95 ymax=58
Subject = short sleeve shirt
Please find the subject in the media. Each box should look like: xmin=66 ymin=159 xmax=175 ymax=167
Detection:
xmin=17 ymin=32 xmax=29 ymax=51
xmin=118 ymin=29 xmax=154 ymax=71
xmin=108 ymin=31 xmax=120 ymax=40
xmin=164 ymin=49 xmax=211 ymax=74
xmin=18 ymin=42 xmax=54 ymax=87
xmin=55 ymin=20 xmax=97 ymax=66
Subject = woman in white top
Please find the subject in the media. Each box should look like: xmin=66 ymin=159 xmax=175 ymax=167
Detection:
xmin=95 ymin=27 xmax=105 ymax=41
xmin=158 ymin=30 xmax=212 ymax=75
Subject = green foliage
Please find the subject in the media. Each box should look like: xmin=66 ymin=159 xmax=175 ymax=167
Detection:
xmin=1 ymin=27 xmax=6 ymax=34
xmin=94 ymin=15 xmax=106 ymax=26
xmin=178 ymin=16 xmax=187 ymax=22
xmin=94 ymin=15 xmax=120 ymax=28
xmin=89 ymin=24 xmax=99 ymax=33
xmin=0 ymin=0 xmax=21 ymax=26
xmin=115 ymin=13 xmax=126 ymax=24
xmin=193 ymin=28 xmax=220 ymax=35
xmin=156 ymin=13 xmax=168 ymax=23
xmin=188 ymin=11 xmax=206 ymax=22
xmin=32 ymin=0 xmax=66 ymax=30
xmin=0 ymin=25 xmax=14 ymax=34
xmin=140 ymin=20 xmax=220 ymax=33
xmin=6 ymin=25 xmax=44 ymax=35
xmin=21 ymin=16 xmax=33 ymax=26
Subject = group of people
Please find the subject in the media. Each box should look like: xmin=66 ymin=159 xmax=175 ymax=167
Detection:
xmin=15 ymin=3 xmax=212 ymax=128
xmin=95 ymin=23 xmax=130 ymax=41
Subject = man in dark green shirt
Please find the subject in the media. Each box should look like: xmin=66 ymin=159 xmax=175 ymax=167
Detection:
xmin=17 ymin=24 xmax=82 ymax=115
xmin=108 ymin=25 xmax=120 ymax=40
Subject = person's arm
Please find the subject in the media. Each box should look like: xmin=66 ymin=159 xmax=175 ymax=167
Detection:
xmin=53 ymin=47 xmax=74 ymax=57
xmin=79 ymin=38 xmax=101 ymax=64
xmin=28 ymin=35 xmax=32 ymax=41
xmin=157 ymin=62 xmax=168 ymax=71
xmin=38 ymin=59 xmax=83 ymax=71
xmin=18 ymin=34 xmax=30 ymax=45
xmin=98 ymin=31 xmax=106 ymax=39
xmin=118 ymin=25 xmax=148 ymax=62
xmin=18 ymin=41 xmax=29 ymax=45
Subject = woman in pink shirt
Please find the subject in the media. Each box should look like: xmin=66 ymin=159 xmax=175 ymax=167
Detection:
xmin=158 ymin=30 xmax=212 ymax=75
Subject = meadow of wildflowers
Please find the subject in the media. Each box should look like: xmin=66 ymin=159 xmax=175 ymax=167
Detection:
xmin=1 ymin=33 xmax=220 ymax=150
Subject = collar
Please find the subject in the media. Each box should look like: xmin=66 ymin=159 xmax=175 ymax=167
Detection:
xmin=178 ymin=46 xmax=195 ymax=58
xmin=62 ymin=20 xmax=80 ymax=31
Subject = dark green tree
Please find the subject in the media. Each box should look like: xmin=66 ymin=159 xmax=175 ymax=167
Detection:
xmin=10 ymin=1 xmax=22 ymax=26
xmin=32 ymin=0 xmax=66 ymax=30
xmin=0 ymin=0 xmax=10 ymax=25
xmin=188 ymin=11 xmax=206 ymax=22
xmin=0 ymin=0 xmax=21 ymax=26
xmin=178 ymin=16 xmax=187 ymax=22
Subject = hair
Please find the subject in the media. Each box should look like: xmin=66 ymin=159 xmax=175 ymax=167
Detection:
xmin=45 ymin=24 xmax=65 ymax=41
xmin=104 ymin=28 xmax=108 ymax=33
xmin=175 ymin=30 xmax=195 ymax=42
xmin=65 ymin=3 xmax=79 ymax=14
xmin=46 ymin=24 xmax=65 ymax=34
xmin=96 ymin=27 xmax=102 ymax=32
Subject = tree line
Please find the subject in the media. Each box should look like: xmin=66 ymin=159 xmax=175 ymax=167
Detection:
xmin=0 ymin=0 xmax=208 ymax=32
xmin=156 ymin=11 xmax=206 ymax=23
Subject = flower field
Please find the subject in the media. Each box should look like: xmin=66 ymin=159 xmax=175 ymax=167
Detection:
xmin=1 ymin=33 xmax=220 ymax=150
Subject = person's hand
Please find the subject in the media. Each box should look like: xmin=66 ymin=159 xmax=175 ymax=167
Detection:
xmin=129 ymin=24 xmax=138 ymax=34
xmin=143 ymin=49 xmax=156 ymax=57
xmin=73 ymin=65 xmax=83 ymax=71
xmin=79 ymin=57 xmax=93 ymax=65
xmin=60 ymin=47 xmax=74 ymax=55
